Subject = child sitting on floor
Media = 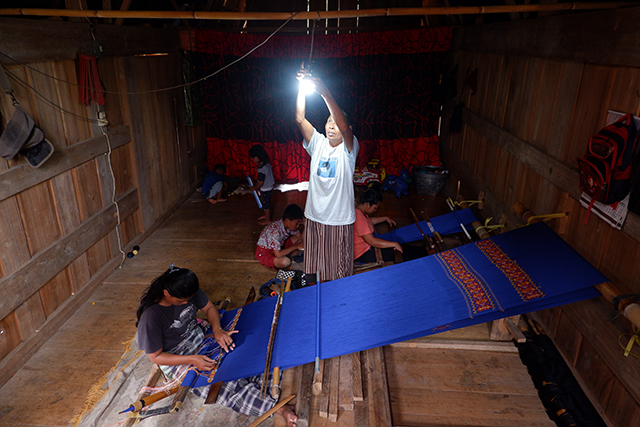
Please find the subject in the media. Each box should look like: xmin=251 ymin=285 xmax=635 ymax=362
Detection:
xmin=248 ymin=145 xmax=275 ymax=225
xmin=201 ymin=163 xmax=227 ymax=204
xmin=354 ymin=188 xmax=402 ymax=263
xmin=255 ymin=204 xmax=304 ymax=270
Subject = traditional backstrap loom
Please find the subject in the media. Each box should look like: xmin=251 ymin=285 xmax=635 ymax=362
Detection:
xmin=184 ymin=221 xmax=604 ymax=389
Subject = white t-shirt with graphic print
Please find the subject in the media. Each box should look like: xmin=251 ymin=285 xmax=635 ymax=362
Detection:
xmin=303 ymin=129 xmax=359 ymax=226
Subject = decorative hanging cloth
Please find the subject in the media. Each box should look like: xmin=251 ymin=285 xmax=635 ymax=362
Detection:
xmin=78 ymin=53 xmax=105 ymax=106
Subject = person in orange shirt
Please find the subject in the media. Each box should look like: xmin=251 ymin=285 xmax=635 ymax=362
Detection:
xmin=353 ymin=189 xmax=402 ymax=263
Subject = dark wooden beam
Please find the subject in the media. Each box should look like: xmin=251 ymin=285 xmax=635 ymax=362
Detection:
xmin=0 ymin=17 xmax=180 ymax=64
xmin=0 ymin=188 xmax=138 ymax=323
xmin=65 ymin=0 xmax=88 ymax=23
xmin=0 ymin=236 xmax=132 ymax=389
xmin=458 ymin=5 xmax=640 ymax=68
xmin=102 ymin=0 xmax=112 ymax=24
xmin=114 ymin=0 xmax=132 ymax=26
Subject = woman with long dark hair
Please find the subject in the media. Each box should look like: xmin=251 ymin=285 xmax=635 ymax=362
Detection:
xmin=135 ymin=265 xmax=297 ymax=425
xmin=136 ymin=265 xmax=235 ymax=373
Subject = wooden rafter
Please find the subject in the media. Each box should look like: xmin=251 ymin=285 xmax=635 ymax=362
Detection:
xmin=114 ymin=0 xmax=132 ymax=26
xmin=102 ymin=0 xmax=112 ymax=24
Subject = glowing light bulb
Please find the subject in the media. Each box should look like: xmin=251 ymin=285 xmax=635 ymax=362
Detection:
xmin=300 ymin=78 xmax=316 ymax=95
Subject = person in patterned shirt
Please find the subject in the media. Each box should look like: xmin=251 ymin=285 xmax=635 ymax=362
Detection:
xmin=255 ymin=204 xmax=304 ymax=270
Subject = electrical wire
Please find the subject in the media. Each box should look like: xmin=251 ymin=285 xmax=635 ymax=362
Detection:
xmin=0 ymin=11 xmax=302 ymax=98
xmin=100 ymin=123 xmax=127 ymax=267
xmin=3 ymin=67 xmax=102 ymax=124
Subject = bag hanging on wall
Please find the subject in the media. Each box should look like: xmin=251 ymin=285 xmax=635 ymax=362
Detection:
xmin=577 ymin=114 xmax=638 ymax=207
xmin=0 ymin=64 xmax=54 ymax=168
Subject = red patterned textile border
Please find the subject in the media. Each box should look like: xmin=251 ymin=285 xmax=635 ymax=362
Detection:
xmin=181 ymin=27 xmax=451 ymax=58
xmin=436 ymin=251 xmax=496 ymax=316
xmin=207 ymin=135 xmax=441 ymax=182
xmin=476 ymin=240 xmax=545 ymax=301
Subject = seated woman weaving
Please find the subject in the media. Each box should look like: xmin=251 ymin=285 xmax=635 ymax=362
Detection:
xmin=136 ymin=265 xmax=297 ymax=426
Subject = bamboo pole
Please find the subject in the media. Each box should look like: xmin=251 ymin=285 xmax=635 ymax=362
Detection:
xmin=0 ymin=3 xmax=638 ymax=21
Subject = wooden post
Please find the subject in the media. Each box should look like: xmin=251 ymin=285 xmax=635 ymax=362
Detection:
xmin=352 ymin=352 xmax=363 ymax=402
xmin=295 ymin=363 xmax=314 ymax=427
xmin=327 ymin=356 xmax=340 ymax=422
xmin=363 ymin=347 xmax=392 ymax=426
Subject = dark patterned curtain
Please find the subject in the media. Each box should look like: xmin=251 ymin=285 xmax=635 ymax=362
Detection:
xmin=181 ymin=27 xmax=451 ymax=181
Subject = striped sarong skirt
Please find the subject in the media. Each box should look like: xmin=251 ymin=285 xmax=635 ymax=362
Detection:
xmin=303 ymin=219 xmax=354 ymax=281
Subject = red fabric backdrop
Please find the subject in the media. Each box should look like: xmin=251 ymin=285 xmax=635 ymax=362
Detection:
xmin=183 ymin=27 xmax=451 ymax=181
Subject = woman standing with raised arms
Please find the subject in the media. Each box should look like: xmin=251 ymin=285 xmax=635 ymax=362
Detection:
xmin=295 ymin=67 xmax=359 ymax=281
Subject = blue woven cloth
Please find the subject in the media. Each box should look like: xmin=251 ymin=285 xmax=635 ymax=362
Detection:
xmin=189 ymin=222 xmax=605 ymax=388
xmin=376 ymin=208 xmax=478 ymax=243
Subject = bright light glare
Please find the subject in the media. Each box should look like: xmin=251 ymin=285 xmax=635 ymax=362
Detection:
xmin=300 ymin=79 xmax=316 ymax=95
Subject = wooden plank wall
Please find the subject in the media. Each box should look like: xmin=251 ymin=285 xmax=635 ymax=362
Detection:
xmin=0 ymin=19 xmax=207 ymax=387
xmin=442 ymin=7 xmax=640 ymax=427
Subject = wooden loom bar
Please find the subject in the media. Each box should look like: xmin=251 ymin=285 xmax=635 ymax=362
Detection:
xmin=514 ymin=201 xmax=640 ymax=331
xmin=0 ymin=3 xmax=637 ymax=21
xmin=456 ymin=194 xmax=490 ymax=239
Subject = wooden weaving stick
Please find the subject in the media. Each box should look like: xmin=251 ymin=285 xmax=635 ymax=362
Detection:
xmin=260 ymin=278 xmax=290 ymax=397
xmin=121 ymin=364 xmax=164 ymax=425
xmin=410 ymin=208 xmax=436 ymax=252
xmin=271 ymin=277 xmax=293 ymax=399
xmin=421 ymin=211 xmax=444 ymax=244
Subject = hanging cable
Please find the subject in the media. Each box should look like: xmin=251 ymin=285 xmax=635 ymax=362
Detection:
xmin=0 ymin=11 xmax=301 ymax=98
xmin=3 ymin=67 xmax=102 ymax=124
xmin=100 ymin=123 xmax=127 ymax=267
xmin=307 ymin=12 xmax=321 ymax=67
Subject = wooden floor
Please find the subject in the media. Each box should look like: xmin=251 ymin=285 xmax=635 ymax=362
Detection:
xmin=0 ymin=186 xmax=554 ymax=427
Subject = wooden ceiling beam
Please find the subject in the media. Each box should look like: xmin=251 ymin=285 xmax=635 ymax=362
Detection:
xmin=114 ymin=0 xmax=132 ymax=26
xmin=0 ymin=3 xmax=638 ymax=21
xmin=102 ymin=0 xmax=112 ymax=24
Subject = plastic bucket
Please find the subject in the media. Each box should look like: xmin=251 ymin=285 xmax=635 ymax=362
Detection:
xmin=413 ymin=166 xmax=448 ymax=196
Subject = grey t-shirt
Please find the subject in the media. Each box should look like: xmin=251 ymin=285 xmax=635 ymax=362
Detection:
xmin=257 ymin=162 xmax=274 ymax=191
xmin=137 ymin=288 xmax=209 ymax=354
